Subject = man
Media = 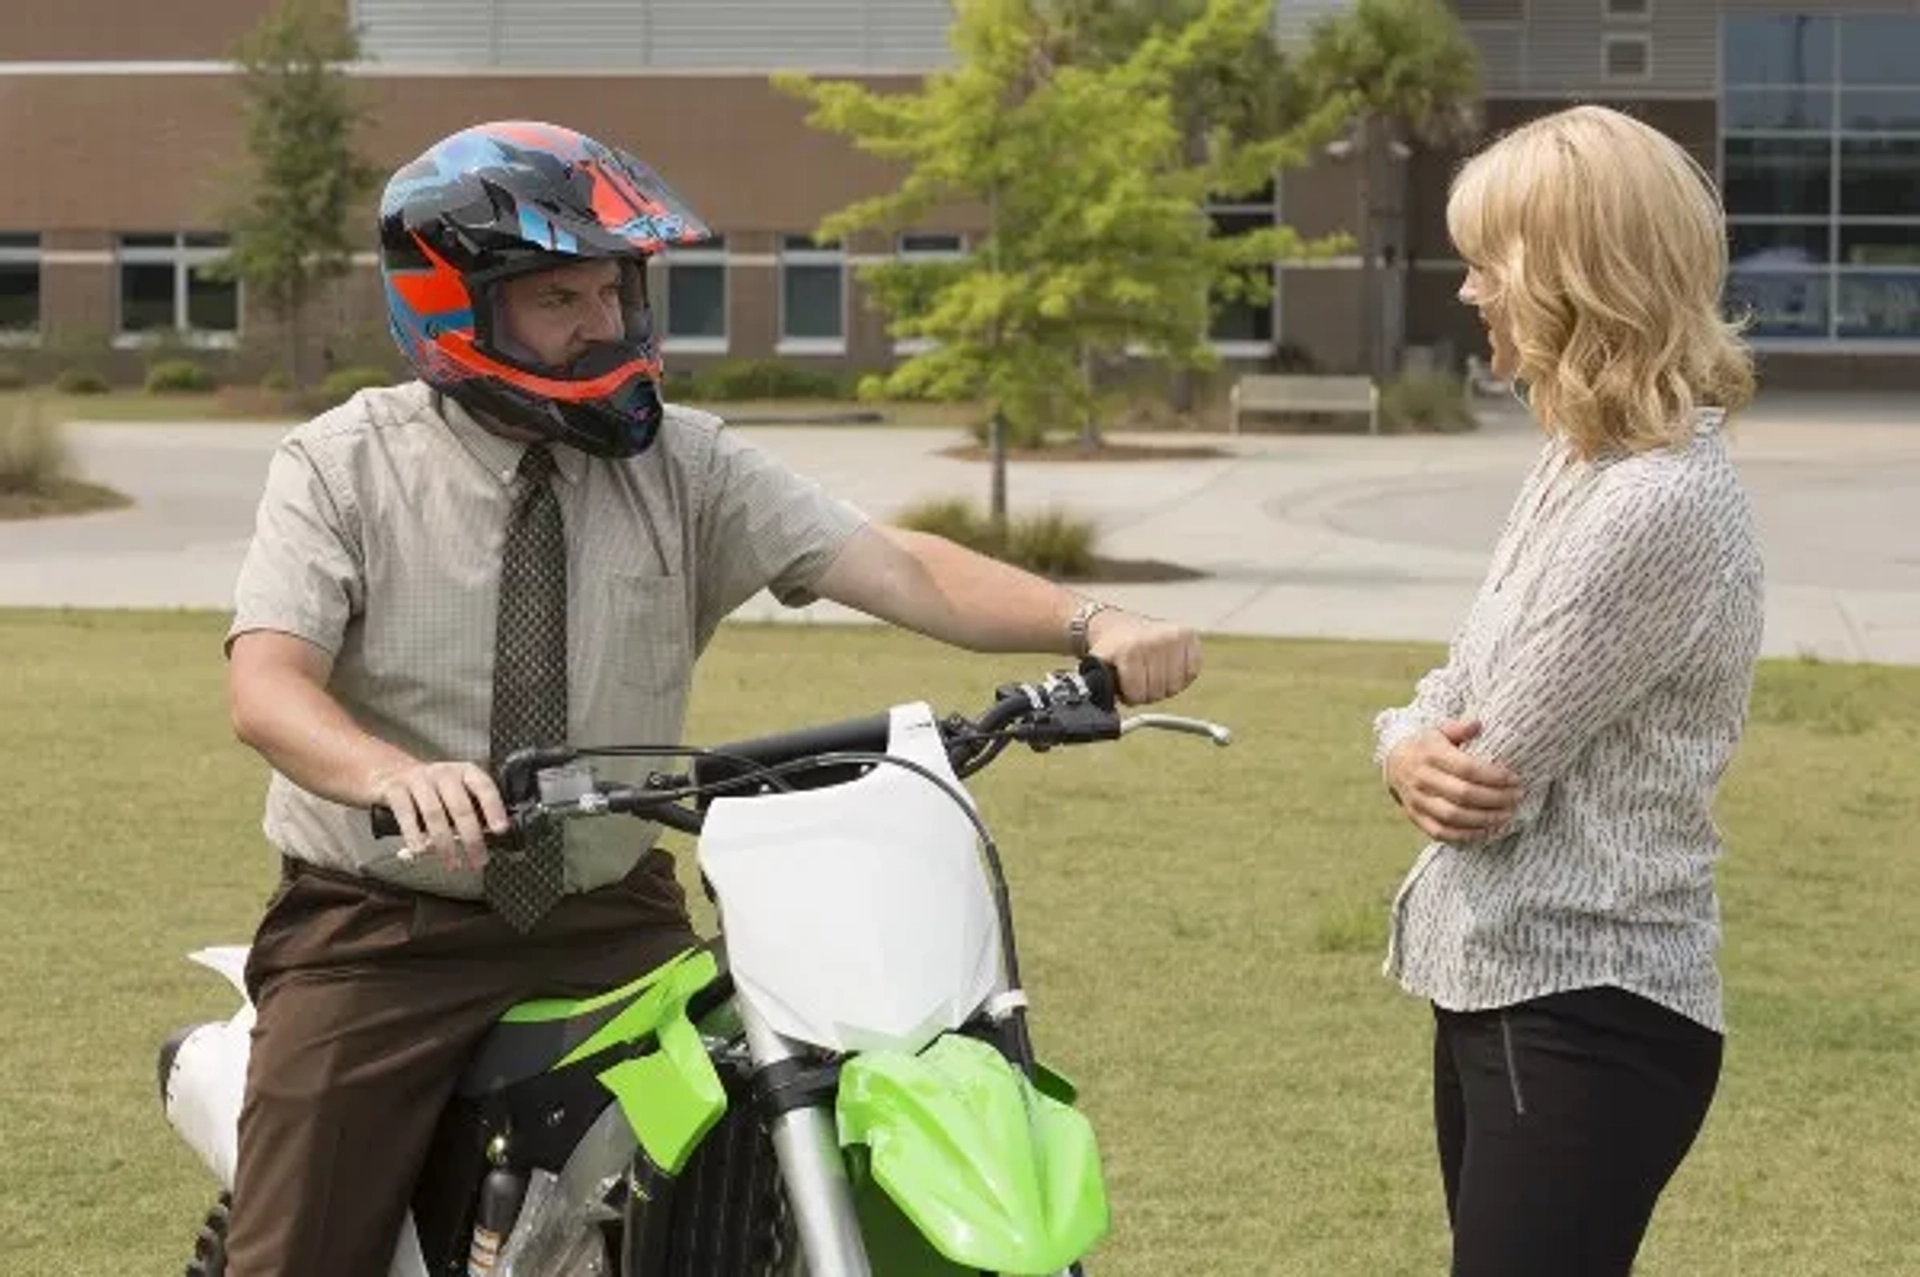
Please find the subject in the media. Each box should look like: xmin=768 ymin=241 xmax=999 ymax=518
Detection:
xmin=220 ymin=119 xmax=1202 ymax=1275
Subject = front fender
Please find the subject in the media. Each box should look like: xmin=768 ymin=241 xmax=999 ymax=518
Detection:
xmin=836 ymin=1033 xmax=1108 ymax=1275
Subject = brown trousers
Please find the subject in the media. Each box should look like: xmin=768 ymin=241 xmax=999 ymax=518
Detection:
xmin=223 ymin=852 xmax=699 ymax=1277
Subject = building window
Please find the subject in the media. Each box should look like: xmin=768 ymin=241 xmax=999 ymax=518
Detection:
xmin=1604 ymin=34 xmax=1652 ymax=81
xmin=1603 ymin=0 xmax=1650 ymax=20
xmin=0 ymin=234 xmax=41 ymax=343
xmin=116 ymin=233 xmax=239 ymax=343
xmin=662 ymin=234 xmax=727 ymax=353
xmin=779 ymin=235 xmax=846 ymax=353
xmin=898 ymin=232 xmax=965 ymax=257
xmin=892 ymin=233 xmax=967 ymax=354
xmin=1207 ymin=183 xmax=1277 ymax=351
xmin=1722 ymin=14 xmax=1920 ymax=341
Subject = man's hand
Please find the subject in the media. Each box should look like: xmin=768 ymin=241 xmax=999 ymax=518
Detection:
xmin=370 ymin=761 xmax=511 ymax=871
xmin=1384 ymin=719 xmax=1522 ymax=843
xmin=1087 ymin=609 xmax=1202 ymax=705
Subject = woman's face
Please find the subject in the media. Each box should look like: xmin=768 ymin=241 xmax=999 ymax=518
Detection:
xmin=1459 ymin=264 xmax=1519 ymax=381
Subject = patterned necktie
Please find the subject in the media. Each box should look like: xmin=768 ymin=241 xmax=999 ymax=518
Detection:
xmin=486 ymin=443 xmax=568 ymax=932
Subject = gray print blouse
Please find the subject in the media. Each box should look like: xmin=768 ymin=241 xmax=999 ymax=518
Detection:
xmin=1372 ymin=409 xmax=1765 ymax=1032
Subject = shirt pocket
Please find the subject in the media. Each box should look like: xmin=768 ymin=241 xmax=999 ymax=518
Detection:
xmin=601 ymin=571 xmax=696 ymax=698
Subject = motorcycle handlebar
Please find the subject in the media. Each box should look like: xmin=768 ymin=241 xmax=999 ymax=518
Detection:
xmin=369 ymin=657 xmax=1151 ymax=843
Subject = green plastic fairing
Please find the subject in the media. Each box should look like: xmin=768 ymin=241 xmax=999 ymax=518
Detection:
xmin=836 ymin=1034 xmax=1108 ymax=1275
xmin=509 ymin=948 xmax=727 ymax=1176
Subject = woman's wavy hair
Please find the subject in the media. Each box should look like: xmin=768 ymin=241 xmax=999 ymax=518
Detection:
xmin=1446 ymin=105 xmax=1757 ymax=457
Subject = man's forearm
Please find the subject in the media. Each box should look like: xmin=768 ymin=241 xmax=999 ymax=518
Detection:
xmin=232 ymin=667 xmax=417 ymax=808
xmin=829 ymin=525 xmax=1088 ymax=654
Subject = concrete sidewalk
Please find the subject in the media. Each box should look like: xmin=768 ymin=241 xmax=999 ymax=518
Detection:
xmin=3 ymin=390 xmax=1916 ymax=664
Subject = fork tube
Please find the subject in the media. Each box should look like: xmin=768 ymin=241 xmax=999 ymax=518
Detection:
xmin=739 ymin=999 xmax=872 ymax=1277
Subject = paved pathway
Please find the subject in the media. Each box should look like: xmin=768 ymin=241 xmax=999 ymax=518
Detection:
xmin=4 ymin=390 xmax=1916 ymax=664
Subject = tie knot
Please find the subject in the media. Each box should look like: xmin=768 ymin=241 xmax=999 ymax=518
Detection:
xmin=516 ymin=444 xmax=558 ymax=486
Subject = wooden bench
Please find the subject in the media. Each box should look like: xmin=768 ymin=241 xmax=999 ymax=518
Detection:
xmin=1228 ymin=373 xmax=1379 ymax=435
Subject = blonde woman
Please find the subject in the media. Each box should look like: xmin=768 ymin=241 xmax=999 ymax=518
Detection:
xmin=1373 ymin=105 xmax=1764 ymax=1276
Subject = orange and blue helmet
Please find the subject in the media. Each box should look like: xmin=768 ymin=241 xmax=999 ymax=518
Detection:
xmin=378 ymin=120 xmax=712 ymax=457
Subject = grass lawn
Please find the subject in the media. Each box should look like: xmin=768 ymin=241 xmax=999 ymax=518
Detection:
xmin=3 ymin=612 xmax=1917 ymax=1275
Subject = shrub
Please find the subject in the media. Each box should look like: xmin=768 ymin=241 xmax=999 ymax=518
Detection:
xmin=1005 ymin=508 xmax=1096 ymax=578
xmin=0 ymin=397 xmax=68 ymax=494
xmin=0 ymin=363 xmax=27 ymax=391
xmin=894 ymin=497 xmax=1100 ymax=578
xmin=686 ymin=359 xmax=845 ymax=401
xmin=895 ymin=497 xmax=1001 ymax=556
xmin=53 ymin=369 xmax=109 ymax=395
xmin=1381 ymin=369 xmax=1477 ymax=434
xmin=298 ymin=365 xmax=395 ymax=414
xmin=260 ymin=369 xmax=293 ymax=392
xmin=324 ymin=365 xmax=394 ymax=398
xmin=145 ymin=359 xmax=217 ymax=394
xmin=1268 ymin=343 xmax=1320 ymax=374
xmin=964 ymin=409 xmax=1050 ymax=450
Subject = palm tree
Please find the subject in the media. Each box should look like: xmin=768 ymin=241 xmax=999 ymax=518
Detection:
xmin=1298 ymin=0 xmax=1483 ymax=380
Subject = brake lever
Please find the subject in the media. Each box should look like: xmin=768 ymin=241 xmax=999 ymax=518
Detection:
xmin=1119 ymin=713 xmax=1234 ymax=746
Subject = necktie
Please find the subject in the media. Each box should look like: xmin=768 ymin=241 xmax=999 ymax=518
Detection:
xmin=486 ymin=444 xmax=568 ymax=932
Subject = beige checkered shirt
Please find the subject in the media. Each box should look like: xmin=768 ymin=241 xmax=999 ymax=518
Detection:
xmin=228 ymin=381 xmax=868 ymax=898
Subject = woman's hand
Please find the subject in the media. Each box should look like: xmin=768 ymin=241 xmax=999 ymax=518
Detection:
xmin=1385 ymin=719 xmax=1523 ymax=843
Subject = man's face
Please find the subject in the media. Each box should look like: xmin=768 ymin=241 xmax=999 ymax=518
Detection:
xmin=493 ymin=257 xmax=627 ymax=369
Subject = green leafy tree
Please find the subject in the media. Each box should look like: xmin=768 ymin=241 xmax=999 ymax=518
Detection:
xmin=216 ymin=0 xmax=380 ymax=389
xmin=1298 ymin=0 xmax=1483 ymax=378
xmin=1044 ymin=0 xmax=1327 ymax=418
xmin=777 ymin=0 xmax=1348 ymax=522
xmin=1046 ymin=0 xmax=1311 ymax=167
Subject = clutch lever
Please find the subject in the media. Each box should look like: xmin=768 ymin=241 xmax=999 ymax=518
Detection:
xmin=1119 ymin=713 xmax=1234 ymax=746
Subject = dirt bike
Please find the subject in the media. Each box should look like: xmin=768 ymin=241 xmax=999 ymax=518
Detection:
xmin=158 ymin=659 xmax=1232 ymax=1275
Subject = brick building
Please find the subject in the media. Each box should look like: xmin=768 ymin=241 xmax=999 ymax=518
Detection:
xmin=0 ymin=0 xmax=1915 ymax=389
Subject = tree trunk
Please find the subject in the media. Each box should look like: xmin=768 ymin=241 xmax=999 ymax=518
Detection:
xmin=286 ymin=303 xmax=307 ymax=392
xmin=1356 ymin=117 xmax=1379 ymax=381
xmin=988 ymin=409 xmax=1009 ymax=530
xmin=1078 ymin=345 xmax=1102 ymax=452
xmin=1383 ymin=127 xmax=1411 ymax=378
xmin=1168 ymin=109 xmax=1211 ymax=417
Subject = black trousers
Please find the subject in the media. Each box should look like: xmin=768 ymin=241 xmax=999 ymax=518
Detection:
xmin=1432 ymin=985 xmax=1723 ymax=1277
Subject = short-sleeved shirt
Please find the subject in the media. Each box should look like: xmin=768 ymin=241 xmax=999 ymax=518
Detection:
xmin=227 ymin=380 xmax=868 ymax=899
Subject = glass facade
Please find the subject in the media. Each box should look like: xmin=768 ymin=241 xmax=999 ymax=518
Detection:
xmin=1722 ymin=14 xmax=1920 ymax=341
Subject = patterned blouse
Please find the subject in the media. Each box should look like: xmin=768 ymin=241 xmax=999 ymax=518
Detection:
xmin=1372 ymin=409 xmax=1764 ymax=1033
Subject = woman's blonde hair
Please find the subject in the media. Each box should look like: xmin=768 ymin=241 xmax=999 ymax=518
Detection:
xmin=1446 ymin=104 xmax=1756 ymax=457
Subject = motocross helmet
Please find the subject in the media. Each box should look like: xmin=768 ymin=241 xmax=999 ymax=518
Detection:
xmin=378 ymin=120 xmax=713 ymax=457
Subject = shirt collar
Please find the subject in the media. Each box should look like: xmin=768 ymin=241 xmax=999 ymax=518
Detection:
xmin=435 ymin=392 xmax=589 ymax=488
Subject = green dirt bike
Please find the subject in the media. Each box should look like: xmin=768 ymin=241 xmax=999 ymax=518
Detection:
xmin=160 ymin=659 xmax=1231 ymax=1274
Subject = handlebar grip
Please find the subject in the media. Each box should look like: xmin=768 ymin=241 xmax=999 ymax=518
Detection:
xmin=1078 ymin=656 xmax=1119 ymax=711
xmin=370 ymin=804 xmax=401 ymax=838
